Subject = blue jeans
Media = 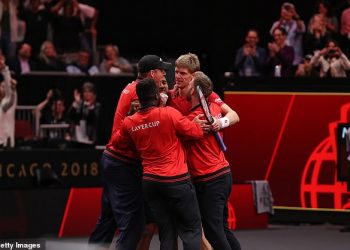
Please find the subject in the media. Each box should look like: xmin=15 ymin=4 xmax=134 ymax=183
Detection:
xmin=89 ymin=153 xmax=144 ymax=250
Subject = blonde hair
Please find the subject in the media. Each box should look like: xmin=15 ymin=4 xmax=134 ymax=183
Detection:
xmin=175 ymin=53 xmax=200 ymax=73
xmin=38 ymin=41 xmax=56 ymax=64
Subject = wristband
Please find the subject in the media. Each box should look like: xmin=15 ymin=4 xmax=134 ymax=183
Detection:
xmin=219 ymin=117 xmax=230 ymax=129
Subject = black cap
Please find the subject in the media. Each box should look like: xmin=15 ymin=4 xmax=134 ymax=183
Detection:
xmin=138 ymin=55 xmax=172 ymax=73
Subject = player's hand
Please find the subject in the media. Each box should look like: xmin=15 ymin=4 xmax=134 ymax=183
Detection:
xmin=192 ymin=114 xmax=210 ymax=133
xmin=211 ymin=117 xmax=221 ymax=132
xmin=127 ymin=100 xmax=140 ymax=116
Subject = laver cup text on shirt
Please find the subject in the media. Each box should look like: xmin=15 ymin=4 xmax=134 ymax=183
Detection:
xmin=131 ymin=121 xmax=160 ymax=132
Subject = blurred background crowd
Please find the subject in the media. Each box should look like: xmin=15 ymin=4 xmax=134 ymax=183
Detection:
xmin=2 ymin=0 xmax=350 ymax=149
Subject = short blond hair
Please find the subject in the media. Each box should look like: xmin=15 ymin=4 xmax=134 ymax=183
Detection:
xmin=175 ymin=53 xmax=200 ymax=73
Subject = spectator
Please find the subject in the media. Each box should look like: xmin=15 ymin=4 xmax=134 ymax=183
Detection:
xmin=0 ymin=0 xmax=22 ymax=59
xmin=0 ymin=53 xmax=17 ymax=148
xmin=35 ymin=88 xmax=66 ymax=123
xmin=99 ymin=44 xmax=133 ymax=74
xmin=308 ymin=1 xmax=338 ymax=36
xmin=270 ymin=2 xmax=305 ymax=66
xmin=77 ymin=1 xmax=98 ymax=54
xmin=340 ymin=4 xmax=350 ymax=57
xmin=295 ymin=54 xmax=319 ymax=77
xmin=66 ymin=49 xmax=99 ymax=75
xmin=50 ymin=0 xmax=84 ymax=53
xmin=37 ymin=41 xmax=65 ymax=71
xmin=19 ymin=0 xmax=50 ymax=57
xmin=67 ymin=82 xmax=101 ymax=144
xmin=267 ymin=27 xmax=295 ymax=77
xmin=310 ymin=39 xmax=350 ymax=77
xmin=8 ymin=43 xmax=37 ymax=74
xmin=304 ymin=13 xmax=331 ymax=55
xmin=233 ymin=29 xmax=267 ymax=77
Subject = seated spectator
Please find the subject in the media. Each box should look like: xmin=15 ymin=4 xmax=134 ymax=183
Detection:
xmin=99 ymin=44 xmax=133 ymax=74
xmin=37 ymin=41 xmax=65 ymax=71
xmin=310 ymin=39 xmax=350 ymax=77
xmin=50 ymin=0 xmax=83 ymax=53
xmin=233 ymin=29 xmax=267 ymax=76
xmin=295 ymin=54 xmax=319 ymax=77
xmin=270 ymin=2 xmax=305 ymax=66
xmin=67 ymin=82 xmax=101 ymax=144
xmin=8 ymin=43 xmax=37 ymax=74
xmin=0 ymin=53 xmax=17 ymax=148
xmin=66 ymin=49 xmax=99 ymax=75
xmin=18 ymin=0 xmax=50 ymax=57
xmin=267 ymin=27 xmax=295 ymax=77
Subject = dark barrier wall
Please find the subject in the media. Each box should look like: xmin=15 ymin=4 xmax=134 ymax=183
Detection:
xmin=223 ymin=77 xmax=350 ymax=211
xmin=16 ymin=73 xmax=135 ymax=144
xmin=0 ymin=149 xmax=102 ymax=189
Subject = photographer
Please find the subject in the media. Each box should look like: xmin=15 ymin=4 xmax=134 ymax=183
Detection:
xmin=310 ymin=39 xmax=350 ymax=77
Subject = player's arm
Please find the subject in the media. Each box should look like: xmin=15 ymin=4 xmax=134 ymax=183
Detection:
xmin=211 ymin=103 xmax=239 ymax=132
xmin=112 ymin=119 xmax=136 ymax=152
xmin=169 ymin=108 xmax=204 ymax=139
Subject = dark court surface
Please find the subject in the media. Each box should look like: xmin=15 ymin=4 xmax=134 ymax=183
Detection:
xmin=33 ymin=223 xmax=350 ymax=250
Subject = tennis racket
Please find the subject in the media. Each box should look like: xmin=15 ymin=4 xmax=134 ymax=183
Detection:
xmin=197 ymin=86 xmax=227 ymax=152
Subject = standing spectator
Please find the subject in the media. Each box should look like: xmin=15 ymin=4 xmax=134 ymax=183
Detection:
xmin=66 ymin=49 xmax=99 ymax=75
xmin=233 ymin=29 xmax=267 ymax=77
xmin=67 ymin=81 xmax=101 ymax=144
xmin=8 ymin=43 xmax=37 ymax=74
xmin=267 ymin=27 xmax=295 ymax=77
xmin=0 ymin=53 xmax=17 ymax=148
xmin=77 ymin=1 xmax=98 ymax=54
xmin=270 ymin=2 xmax=305 ymax=66
xmin=304 ymin=13 xmax=332 ymax=55
xmin=340 ymin=4 xmax=350 ymax=57
xmin=309 ymin=1 xmax=338 ymax=36
xmin=310 ymin=39 xmax=350 ymax=77
xmin=50 ymin=0 xmax=83 ymax=53
xmin=0 ymin=0 xmax=22 ymax=59
xmin=19 ymin=0 xmax=50 ymax=57
xmin=37 ymin=41 xmax=65 ymax=71
xmin=99 ymin=44 xmax=133 ymax=74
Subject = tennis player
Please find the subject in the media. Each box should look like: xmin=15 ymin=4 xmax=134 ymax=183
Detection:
xmin=186 ymin=71 xmax=241 ymax=250
xmin=115 ymin=78 xmax=205 ymax=250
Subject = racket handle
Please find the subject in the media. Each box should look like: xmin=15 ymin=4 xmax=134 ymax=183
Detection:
xmin=214 ymin=132 xmax=227 ymax=152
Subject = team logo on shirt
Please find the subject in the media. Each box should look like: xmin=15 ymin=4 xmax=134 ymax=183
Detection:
xmin=215 ymin=98 xmax=222 ymax=103
xmin=122 ymin=89 xmax=130 ymax=94
xmin=131 ymin=121 xmax=160 ymax=132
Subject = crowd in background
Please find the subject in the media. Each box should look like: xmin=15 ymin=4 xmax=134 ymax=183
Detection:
xmin=0 ymin=0 xmax=133 ymax=76
xmin=3 ymin=0 xmax=350 ymax=148
xmin=228 ymin=0 xmax=350 ymax=78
